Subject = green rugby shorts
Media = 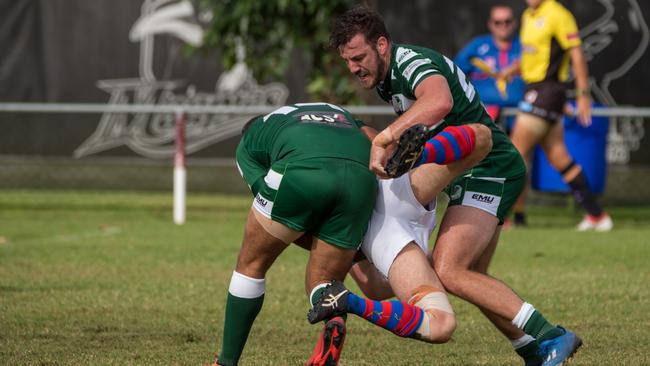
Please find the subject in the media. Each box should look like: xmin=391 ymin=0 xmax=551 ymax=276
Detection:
xmin=254 ymin=158 xmax=377 ymax=249
xmin=445 ymin=174 xmax=525 ymax=224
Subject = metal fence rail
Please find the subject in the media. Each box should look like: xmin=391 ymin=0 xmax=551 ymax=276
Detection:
xmin=2 ymin=103 xmax=650 ymax=206
xmin=2 ymin=103 xmax=650 ymax=118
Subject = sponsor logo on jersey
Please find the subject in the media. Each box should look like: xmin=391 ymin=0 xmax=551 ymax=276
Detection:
xmin=402 ymin=58 xmax=432 ymax=81
xmin=396 ymin=47 xmax=417 ymax=66
xmin=298 ymin=112 xmax=351 ymax=126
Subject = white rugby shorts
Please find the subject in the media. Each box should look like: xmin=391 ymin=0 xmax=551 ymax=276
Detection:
xmin=361 ymin=174 xmax=437 ymax=277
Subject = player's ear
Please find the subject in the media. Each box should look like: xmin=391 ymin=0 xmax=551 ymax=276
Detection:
xmin=376 ymin=36 xmax=389 ymax=56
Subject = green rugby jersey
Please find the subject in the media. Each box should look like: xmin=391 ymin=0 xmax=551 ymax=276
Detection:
xmin=377 ymin=43 xmax=525 ymax=179
xmin=236 ymin=102 xmax=371 ymax=195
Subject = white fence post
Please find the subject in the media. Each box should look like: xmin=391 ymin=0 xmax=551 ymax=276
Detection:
xmin=173 ymin=109 xmax=186 ymax=225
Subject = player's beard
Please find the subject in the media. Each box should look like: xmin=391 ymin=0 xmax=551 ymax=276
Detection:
xmin=374 ymin=53 xmax=386 ymax=87
xmin=358 ymin=50 xmax=386 ymax=89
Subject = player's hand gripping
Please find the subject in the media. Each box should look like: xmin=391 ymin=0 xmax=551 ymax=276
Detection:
xmin=370 ymin=127 xmax=396 ymax=179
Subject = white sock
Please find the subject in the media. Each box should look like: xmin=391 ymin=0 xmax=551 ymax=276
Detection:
xmin=511 ymin=334 xmax=536 ymax=349
xmin=512 ymin=302 xmax=535 ymax=329
xmin=228 ymin=271 xmax=265 ymax=298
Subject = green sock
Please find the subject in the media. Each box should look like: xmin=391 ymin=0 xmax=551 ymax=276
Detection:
xmin=523 ymin=310 xmax=564 ymax=342
xmin=217 ymin=292 xmax=264 ymax=366
xmin=516 ymin=341 xmax=543 ymax=366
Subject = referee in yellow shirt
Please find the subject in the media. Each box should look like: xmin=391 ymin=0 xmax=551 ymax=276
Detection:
xmin=510 ymin=0 xmax=612 ymax=231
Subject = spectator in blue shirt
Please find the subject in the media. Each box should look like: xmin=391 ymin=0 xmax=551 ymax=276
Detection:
xmin=455 ymin=4 xmax=524 ymax=124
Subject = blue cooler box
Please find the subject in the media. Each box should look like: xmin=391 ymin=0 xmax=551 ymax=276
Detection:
xmin=531 ymin=104 xmax=609 ymax=194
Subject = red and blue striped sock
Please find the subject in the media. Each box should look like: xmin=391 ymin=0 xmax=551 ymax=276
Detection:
xmin=347 ymin=292 xmax=424 ymax=337
xmin=417 ymin=125 xmax=476 ymax=166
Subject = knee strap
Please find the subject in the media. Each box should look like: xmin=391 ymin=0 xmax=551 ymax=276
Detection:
xmin=560 ymin=160 xmax=577 ymax=176
xmin=408 ymin=285 xmax=454 ymax=314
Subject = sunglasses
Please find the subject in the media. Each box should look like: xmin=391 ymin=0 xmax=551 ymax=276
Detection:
xmin=491 ymin=18 xmax=514 ymax=26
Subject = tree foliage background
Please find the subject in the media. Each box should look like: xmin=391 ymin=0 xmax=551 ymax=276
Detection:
xmin=199 ymin=0 xmax=367 ymax=104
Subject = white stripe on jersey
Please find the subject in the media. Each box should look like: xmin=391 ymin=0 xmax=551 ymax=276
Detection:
xmin=412 ymin=69 xmax=437 ymax=88
xmin=264 ymin=169 xmax=283 ymax=190
xmin=263 ymin=106 xmax=297 ymax=121
xmin=294 ymin=102 xmax=344 ymax=112
xmin=444 ymin=56 xmax=456 ymax=74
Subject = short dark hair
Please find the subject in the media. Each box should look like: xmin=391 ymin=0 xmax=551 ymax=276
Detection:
xmin=329 ymin=6 xmax=390 ymax=50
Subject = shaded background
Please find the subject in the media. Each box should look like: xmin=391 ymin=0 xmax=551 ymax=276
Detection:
xmin=1 ymin=0 xmax=649 ymax=201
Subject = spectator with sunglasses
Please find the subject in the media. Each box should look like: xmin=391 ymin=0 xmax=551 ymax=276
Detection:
xmin=455 ymin=4 xmax=525 ymax=124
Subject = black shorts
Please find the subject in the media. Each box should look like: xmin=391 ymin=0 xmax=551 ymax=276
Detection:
xmin=518 ymin=81 xmax=567 ymax=122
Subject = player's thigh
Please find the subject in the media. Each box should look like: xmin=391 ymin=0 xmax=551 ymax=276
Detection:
xmin=433 ymin=205 xmax=499 ymax=271
xmin=472 ymin=227 xmax=501 ymax=274
xmin=510 ymin=113 xmax=548 ymax=161
xmin=305 ymin=236 xmax=357 ymax=292
xmin=437 ymin=174 xmax=524 ymax=268
xmin=540 ymin=120 xmax=573 ymax=170
xmin=349 ymin=260 xmax=394 ymax=300
xmin=388 ymin=242 xmax=445 ymax=302
xmin=235 ymin=208 xmax=295 ymax=278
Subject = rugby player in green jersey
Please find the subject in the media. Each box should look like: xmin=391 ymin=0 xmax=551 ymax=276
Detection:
xmin=329 ymin=6 xmax=581 ymax=366
xmin=215 ymin=102 xmax=475 ymax=366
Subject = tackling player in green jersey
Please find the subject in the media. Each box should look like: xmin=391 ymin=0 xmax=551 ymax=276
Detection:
xmin=216 ymin=103 xmax=466 ymax=366
xmin=330 ymin=6 xmax=581 ymax=366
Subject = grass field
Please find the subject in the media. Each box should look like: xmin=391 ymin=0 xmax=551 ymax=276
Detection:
xmin=1 ymin=190 xmax=649 ymax=365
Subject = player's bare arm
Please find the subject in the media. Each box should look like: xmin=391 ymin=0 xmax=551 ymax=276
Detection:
xmin=370 ymin=75 xmax=453 ymax=176
xmin=569 ymin=46 xmax=592 ymax=126
xmin=361 ymin=125 xmax=379 ymax=141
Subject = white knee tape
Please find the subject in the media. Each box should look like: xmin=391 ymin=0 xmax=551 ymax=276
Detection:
xmin=417 ymin=311 xmax=431 ymax=337
xmin=228 ymin=271 xmax=265 ymax=299
xmin=412 ymin=291 xmax=454 ymax=315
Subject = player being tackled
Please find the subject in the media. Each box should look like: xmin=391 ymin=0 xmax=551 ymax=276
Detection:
xmin=385 ymin=124 xmax=479 ymax=178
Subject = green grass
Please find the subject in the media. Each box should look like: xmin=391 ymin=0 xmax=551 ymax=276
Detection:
xmin=1 ymin=190 xmax=649 ymax=365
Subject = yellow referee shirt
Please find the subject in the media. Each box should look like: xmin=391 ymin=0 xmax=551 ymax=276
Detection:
xmin=520 ymin=0 xmax=582 ymax=83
